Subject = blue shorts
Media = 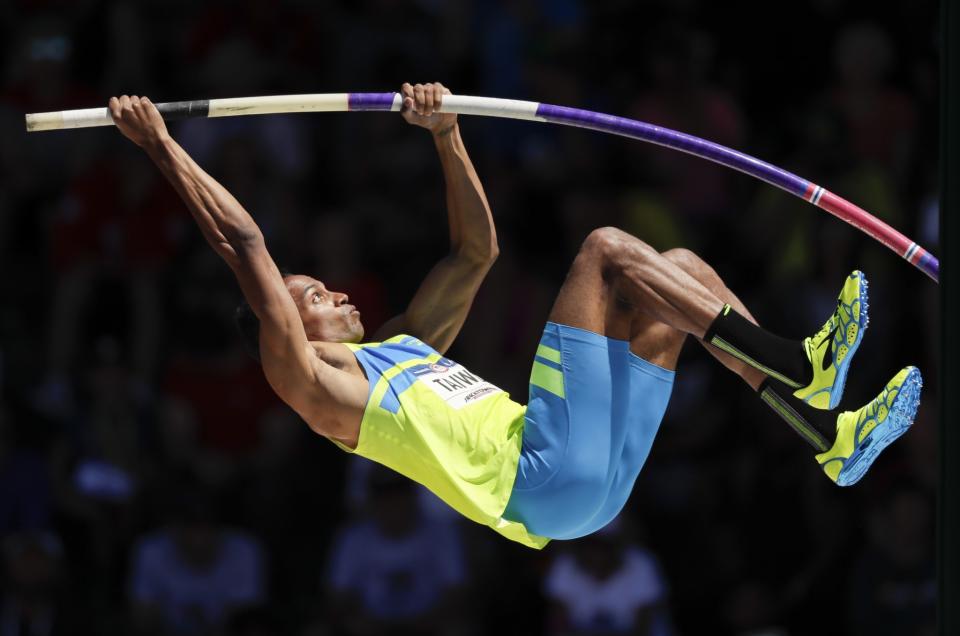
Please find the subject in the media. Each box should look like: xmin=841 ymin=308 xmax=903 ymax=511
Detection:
xmin=502 ymin=322 xmax=674 ymax=540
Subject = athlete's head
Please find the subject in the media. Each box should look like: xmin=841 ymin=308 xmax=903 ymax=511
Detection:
xmin=235 ymin=274 xmax=364 ymax=362
xmin=283 ymin=274 xmax=365 ymax=342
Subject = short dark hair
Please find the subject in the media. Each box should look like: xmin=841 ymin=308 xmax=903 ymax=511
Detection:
xmin=235 ymin=299 xmax=261 ymax=362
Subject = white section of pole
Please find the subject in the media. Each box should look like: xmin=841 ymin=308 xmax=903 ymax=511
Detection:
xmin=25 ymin=93 xmax=547 ymax=132
xmin=207 ymin=93 xmax=352 ymax=117
xmin=436 ymin=95 xmax=543 ymax=120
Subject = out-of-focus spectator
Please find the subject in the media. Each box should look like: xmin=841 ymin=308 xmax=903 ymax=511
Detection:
xmin=239 ymin=406 xmax=341 ymax=601
xmin=629 ymin=26 xmax=745 ymax=222
xmin=223 ymin=605 xmax=285 ymax=636
xmin=0 ymin=18 xmax=99 ymax=201
xmin=0 ymin=532 xmax=86 ymax=636
xmin=324 ymin=466 xmax=467 ymax=636
xmin=162 ymin=248 xmax=279 ymax=457
xmin=848 ymin=483 xmax=936 ymax=636
xmin=343 ymin=455 xmax=459 ymax=525
xmin=47 ymin=336 xmax=146 ymax=597
xmin=829 ymin=23 xmax=917 ymax=182
xmin=128 ymin=488 xmax=265 ymax=636
xmin=0 ymin=407 xmax=52 ymax=537
xmin=144 ymin=396 xmax=205 ymax=486
xmin=306 ymin=213 xmax=390 ymax=334
xmin=36 ymin=151 xmax=180 ymax=416
xmin=722 ymin=581 xmax=789 ymax=636
xmin=544 ymin=520 xmax=673 ymax=636
xmin=61 ymin=336 xmax=147 ymax=496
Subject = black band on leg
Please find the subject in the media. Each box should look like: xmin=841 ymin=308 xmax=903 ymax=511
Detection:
xmin=758 ymin=378 xmax=833 ymax=452
xmin=702 ymin=304 xmax=730 ymax=343
xmin=706 ymin=307 xmax=812 ymax=389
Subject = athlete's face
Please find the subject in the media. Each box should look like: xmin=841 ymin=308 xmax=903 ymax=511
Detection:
xmin=284 ymin=275 xmax=364 ymax=343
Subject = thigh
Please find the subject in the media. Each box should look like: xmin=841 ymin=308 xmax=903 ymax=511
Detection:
xmin=548 ymin=245 xmax=634 ymax=341
xmin=550 ymin=241 xmax=686 ymax=370
xmin=568 ymin=350 xmax=675 ymax=538
xmin=628 ymin=314 xmax=687 ymax=371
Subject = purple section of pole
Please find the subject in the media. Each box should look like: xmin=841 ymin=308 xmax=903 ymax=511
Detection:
xmin=918 ymin=252 xmax=940 ymax=281
xmin=336 ymin=94 xmax=937 ymax=282
xmin=348 ymin=93 xmax=396 ymax=111
xmin=535 ymin=103 xmax=810 ymax=197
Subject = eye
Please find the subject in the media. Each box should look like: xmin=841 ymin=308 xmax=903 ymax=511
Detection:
xmin=312 ymin=293 xmax=321 ymax=303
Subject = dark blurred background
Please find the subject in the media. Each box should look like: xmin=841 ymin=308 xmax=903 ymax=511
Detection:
xmin=0 ymin=0 xmax=940 ymax=634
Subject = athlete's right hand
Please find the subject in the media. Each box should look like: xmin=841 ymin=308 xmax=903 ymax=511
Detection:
xmin=108 ymin=95 xmax=170 ymax=148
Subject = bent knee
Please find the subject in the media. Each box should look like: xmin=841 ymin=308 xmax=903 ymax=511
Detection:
xmin=581 ymin=227 xmax=626 ymax=254
xmin=580 ymin=227 xmax=655 ymax=271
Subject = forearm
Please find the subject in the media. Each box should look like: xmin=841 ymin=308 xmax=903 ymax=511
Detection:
xmin=144 ymin=135 xmax=262 ymax=259
xmin=433 ymin=124 xmax=498 ymax=262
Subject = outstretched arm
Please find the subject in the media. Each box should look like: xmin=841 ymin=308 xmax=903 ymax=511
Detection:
xmin=373 ymin=83 xmax=499 ymax=353
xmin=109 ymin=96 xmax=359 ymax=439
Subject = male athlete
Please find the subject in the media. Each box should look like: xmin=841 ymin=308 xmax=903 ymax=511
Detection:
xmin=109 ymin=83 xmax=922 ymax=549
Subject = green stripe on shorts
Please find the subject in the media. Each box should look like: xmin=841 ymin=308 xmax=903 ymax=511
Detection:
xmin=536 ymin=344 xmax=562 ymax=364
xmin=531 ymin=361 xmax=565 ymax=398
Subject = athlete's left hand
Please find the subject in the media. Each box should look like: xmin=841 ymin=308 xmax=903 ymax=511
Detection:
xmin=401 ymin=82 xmax=457 ymax=135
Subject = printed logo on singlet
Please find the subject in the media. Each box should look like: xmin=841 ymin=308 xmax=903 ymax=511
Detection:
xmin=408 ymin=357 xmax=502 ymax=409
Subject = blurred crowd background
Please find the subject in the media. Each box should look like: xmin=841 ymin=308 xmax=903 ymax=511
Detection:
xmin=0 ymin=0 xmax=940 ymax=634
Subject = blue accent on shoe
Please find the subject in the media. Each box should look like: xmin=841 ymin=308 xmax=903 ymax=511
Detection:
xmin=827 ymin=272 xmax=870 ymax=410
xmin=836 ymin=367 xmax=922 ymax=487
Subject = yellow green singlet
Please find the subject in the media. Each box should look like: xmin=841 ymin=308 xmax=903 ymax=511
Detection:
xmin=331 ymin=334 xmax=550 ymax=549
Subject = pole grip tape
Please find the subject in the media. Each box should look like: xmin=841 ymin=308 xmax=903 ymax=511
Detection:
xmin=155 ymin=100 xmax=210 ymax=121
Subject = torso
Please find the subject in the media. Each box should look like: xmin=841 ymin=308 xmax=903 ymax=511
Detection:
xmin=319 ymin=333 xmax=541 ymax=546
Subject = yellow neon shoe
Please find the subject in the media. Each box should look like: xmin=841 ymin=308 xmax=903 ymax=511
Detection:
xmin=816 ymin=366 xmax=922 ymax=486
xmin=793 ymin=271 xmax=869 ymax=410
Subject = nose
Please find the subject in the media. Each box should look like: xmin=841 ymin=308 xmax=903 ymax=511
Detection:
xmin=334 ymin=292 xmax=349 ymax=306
